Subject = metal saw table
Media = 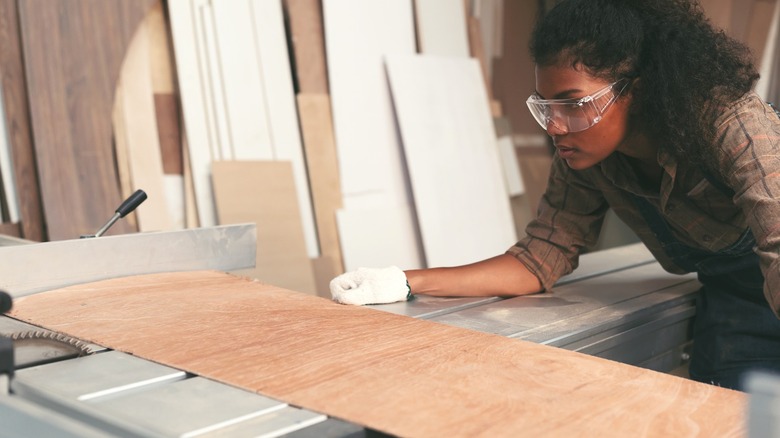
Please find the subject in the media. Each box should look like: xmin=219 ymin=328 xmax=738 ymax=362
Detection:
xmin=0 ymin=232 xmax=699 ymax=437
xmin=375 ymin=243 xmax=697 ymax=373
xmin=0 ymin=226 xmax=366 ymax=438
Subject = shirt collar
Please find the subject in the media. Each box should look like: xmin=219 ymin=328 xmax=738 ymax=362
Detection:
xmin=599 ymin=149 xmax=678 ymax=207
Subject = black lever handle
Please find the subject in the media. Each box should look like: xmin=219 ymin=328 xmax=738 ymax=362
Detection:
xmin=116 ymin=189 xmax=147 ymax=218
xmin=80 ymin=189 xmax=148 ymax=238
xmin=0 ymin=291 xmax=11 ymax=314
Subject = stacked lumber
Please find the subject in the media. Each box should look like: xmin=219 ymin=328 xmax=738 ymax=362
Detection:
xmin=0 ymin=0 xmax=774 ymax=296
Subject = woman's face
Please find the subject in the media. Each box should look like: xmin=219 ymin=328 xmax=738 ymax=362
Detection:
xmin=534 ymin=63 xmax=635 ymax=170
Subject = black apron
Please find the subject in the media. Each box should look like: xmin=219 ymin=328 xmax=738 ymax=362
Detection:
xmin=634 ymin=195 xmax=780 ymax=390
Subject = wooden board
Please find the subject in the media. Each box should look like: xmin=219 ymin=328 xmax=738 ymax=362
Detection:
xmin=114 ymin=17 xmax=173 ymax=233
xmin=284 ymin=0 xmax=329 ymax=94
xmin=297 ymin=94 xmax=344 ymax=275
xmin=414 ymin=0 xmax=470 ymax=57
xmin=212 ymin=161 xmax=316 ymax=295
xmin=18 ymin=0 xmax=154 ymax=240
xmin=9 ymin=270 xmax=746 ymax=437
xmin=386 ymin=55 xmax=516 ymax=267
xmin=0 ymin=0 xmax=44 ymax=241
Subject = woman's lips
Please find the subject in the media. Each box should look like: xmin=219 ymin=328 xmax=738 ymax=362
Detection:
xmin=556 ymin=145 xmax=576 ymax=159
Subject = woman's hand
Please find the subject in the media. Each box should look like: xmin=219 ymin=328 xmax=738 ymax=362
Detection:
xmin=330 ymin=266 xmax=409 ymax=305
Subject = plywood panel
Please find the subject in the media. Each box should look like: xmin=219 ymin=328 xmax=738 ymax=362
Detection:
xmin=9 ymin=270 xmax=746 ymax=438
xmin=212 ymin=161 xmax=316 ymax=295
xmin=0 ymin=0 xmax=45 ymax=241
xmin=414 ymin=0 xmax=470 ymax=57
xmin=19 ymin=0 xmax=154 ymax=240
xmin=386 ymin=55 xmax=516 ymax=267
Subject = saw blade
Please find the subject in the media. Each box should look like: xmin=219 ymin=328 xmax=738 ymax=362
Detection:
xmin=10 ymin=330 xmax=96 ymax=368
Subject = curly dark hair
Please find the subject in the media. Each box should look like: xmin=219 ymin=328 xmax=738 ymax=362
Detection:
xmin=530 ymin=0 xmax=759 ymax=176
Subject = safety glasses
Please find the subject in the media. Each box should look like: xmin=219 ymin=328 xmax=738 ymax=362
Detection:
xmin=526 ymin=79 xmax=630 ymax=133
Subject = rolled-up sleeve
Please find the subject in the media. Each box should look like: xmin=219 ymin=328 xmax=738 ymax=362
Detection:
xmin=721 ymin=97 xmax=780 ymax=317
xmin=507 ymin=155 xmax=610 ymax=291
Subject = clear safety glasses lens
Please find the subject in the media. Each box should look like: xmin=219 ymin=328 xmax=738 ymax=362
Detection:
xmin=526 ymin=79 xmax=629 ymax=133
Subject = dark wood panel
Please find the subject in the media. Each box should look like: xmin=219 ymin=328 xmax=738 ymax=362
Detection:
xmin=11 ymin=270 xmax=746 ymax=437
xmin=0 ymin=0 xmax=44 ymax=241
xmin=18 ymin=0 xmax=154 ymax=240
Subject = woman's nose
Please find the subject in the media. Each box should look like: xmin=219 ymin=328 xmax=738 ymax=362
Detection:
xmin=545 ymin=119 xmax=568 ymax=136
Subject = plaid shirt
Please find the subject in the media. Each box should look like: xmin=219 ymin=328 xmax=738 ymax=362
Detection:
xmin=508 ymin=92 xmax=780 ymax=317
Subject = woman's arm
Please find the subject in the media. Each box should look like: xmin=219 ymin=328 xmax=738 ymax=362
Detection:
xmin=405 ymin=254 xmax=543 ymax=298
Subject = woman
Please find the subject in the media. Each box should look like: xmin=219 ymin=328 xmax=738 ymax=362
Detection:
xmin=330 ymin=0 xmax=780 ymax=390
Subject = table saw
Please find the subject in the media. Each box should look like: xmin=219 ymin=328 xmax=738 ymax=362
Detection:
xmin=0 ymin=229 xmax=750 ymax=436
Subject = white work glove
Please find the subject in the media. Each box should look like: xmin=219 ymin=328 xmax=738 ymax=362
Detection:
xmin=330 ymin=266 xmax=410 ymax=305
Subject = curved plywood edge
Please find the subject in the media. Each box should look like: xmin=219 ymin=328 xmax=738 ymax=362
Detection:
xmin=112 ymin=2 xmax=177 ymax=232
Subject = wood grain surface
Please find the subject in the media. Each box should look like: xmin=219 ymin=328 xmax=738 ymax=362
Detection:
xmin=10 ymin=271 xmax=746 ymax=438
xmin=19 ymin=0 xmax=154 ymax=240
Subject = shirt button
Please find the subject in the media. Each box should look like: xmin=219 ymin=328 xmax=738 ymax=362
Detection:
xmin=702 ymin=234 xmax=712 ymax=243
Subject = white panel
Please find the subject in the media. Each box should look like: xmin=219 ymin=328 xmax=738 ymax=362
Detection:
xmin=756 ymin=0 xmax=780 ymax=100
xmin=211 ymin=0 xmax=273 ymax=159
xmin=250 ymin=0 xmax=319 ymax=257
xmin=414 ymin=0 xmax=470 ymax=57
xmin=164 ymin=174 xmax=185 ymax=230
xmin=197 ymin=0 xmax=232 ymax=161
xmin=323 ymin=0 xmax=416 ymax=201
xmin=168 ymin=0 xmax=218 ymax=226
xmin=336 ymin=206 xmax=424 ymax=272
xmin=386 ymin=54 xmax=516 ymax=267
xmin=323 ymin=0 xmax=423 ymax=266
xmin=168 ymin=0 xmax=319 ymax=256
xmin=497 ymin=132 xmax=524 ymax=196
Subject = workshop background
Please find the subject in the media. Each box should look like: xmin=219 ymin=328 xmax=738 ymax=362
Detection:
xmin=0 ymin=0 xmax=777 ymax=297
